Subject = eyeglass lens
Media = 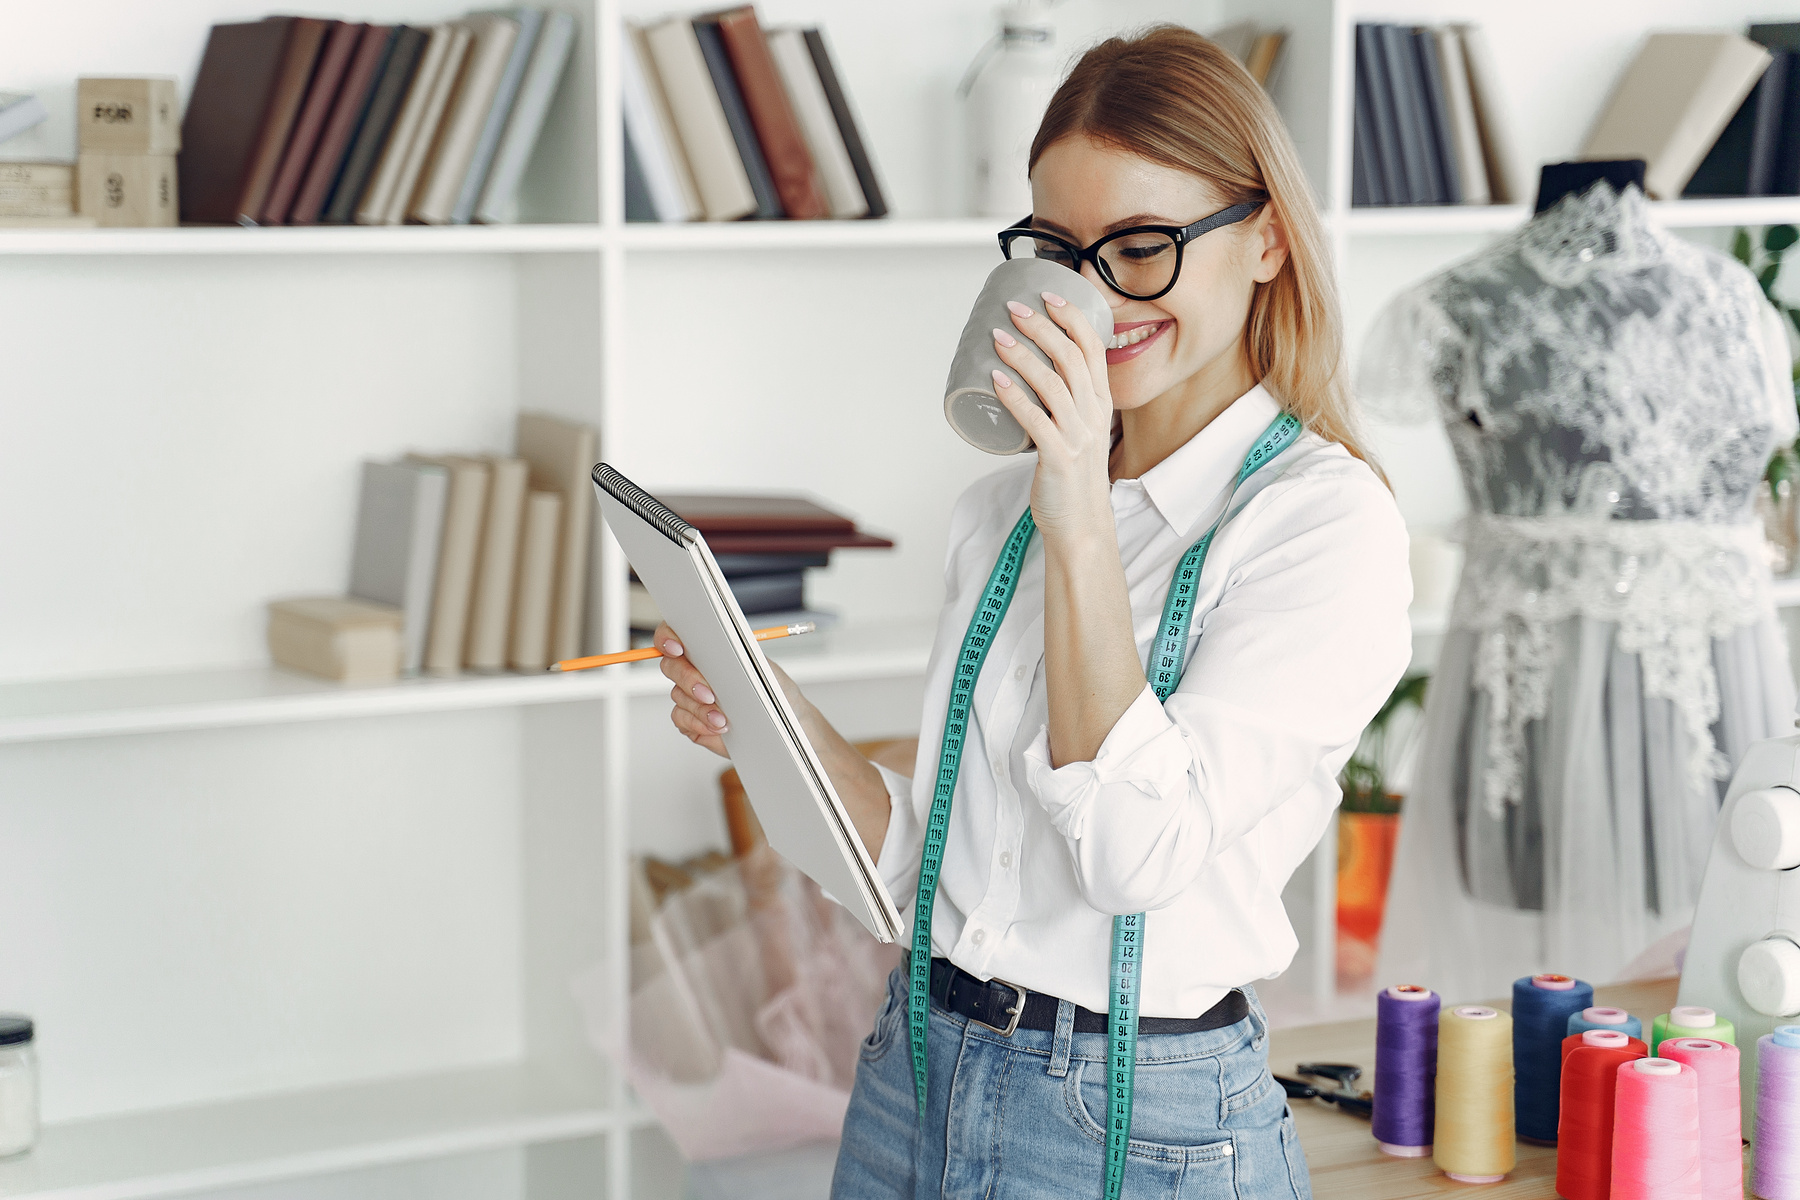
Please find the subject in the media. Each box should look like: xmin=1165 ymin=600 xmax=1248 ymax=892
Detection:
xmin=1004 ymin=231 xmax=1179 ymax=299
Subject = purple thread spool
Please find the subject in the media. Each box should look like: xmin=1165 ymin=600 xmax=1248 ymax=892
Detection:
xmin=1755 ymin=1026 xmax=1800 ymax=1199
xmin=1373 ymin=983 xmax=1439 ymax=1156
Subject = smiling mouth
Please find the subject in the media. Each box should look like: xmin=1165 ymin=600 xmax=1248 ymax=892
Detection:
xmin=1105 ymin=321 xmax=1168 ymax=351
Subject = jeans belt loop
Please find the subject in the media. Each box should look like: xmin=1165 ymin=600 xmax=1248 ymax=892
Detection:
xmin=1047 ymin=997 xmax=1077 ymax=1077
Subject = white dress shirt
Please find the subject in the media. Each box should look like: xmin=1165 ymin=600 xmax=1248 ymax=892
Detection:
xmin=875 ymin=384 xmax=1412 ymax=1018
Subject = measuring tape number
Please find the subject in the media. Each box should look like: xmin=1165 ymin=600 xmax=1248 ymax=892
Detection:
xmin=908 ymin=412 xmax=1302 ymax=1199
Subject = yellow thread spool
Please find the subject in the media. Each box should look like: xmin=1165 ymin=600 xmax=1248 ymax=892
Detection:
xmin=1434 ymin=1005 xmax=1516 ymax=1183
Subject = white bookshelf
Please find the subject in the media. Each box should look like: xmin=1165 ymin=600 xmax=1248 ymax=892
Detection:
xmin=3 ymin=0 xmax=1799 ymax=1197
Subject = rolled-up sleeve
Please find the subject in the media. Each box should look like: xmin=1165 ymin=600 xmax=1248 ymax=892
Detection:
xmin=1022 ymin=465 xmax=1413 ymax=915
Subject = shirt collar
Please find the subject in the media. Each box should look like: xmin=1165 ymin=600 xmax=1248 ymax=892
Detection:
xmin=1133 ymin=383 xmax=1283 ymax=536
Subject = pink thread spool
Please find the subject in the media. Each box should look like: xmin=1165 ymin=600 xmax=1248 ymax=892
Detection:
xmin=1658 ymin=1039 xmax=1741 ymax=1200
xmin=1754 ymin=1026 xmax=1800 ymax=1200
xmin=1612 ymin=1057 xmax=1703 ymax=1200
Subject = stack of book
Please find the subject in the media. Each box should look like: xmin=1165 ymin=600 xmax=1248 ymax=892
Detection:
xmin=180 ymin=10 xmax=575 ymax=227
xmin=626 ymin=493 xmax=893 ymax=635
xmin=1685 ymin=25 xmax=1800 ymax=198
xmin=1206 ymin=21 xmax=1288 ymax=88
xmin=0 ymin=160 xmax=86 ymax=227
xmin=268 ymin=412 xmax=598 ymax=682
xmin=1351 ymin=23 xmax=1522 ymax=207
xmin=624 ymin=7 xmax=886 ymax=222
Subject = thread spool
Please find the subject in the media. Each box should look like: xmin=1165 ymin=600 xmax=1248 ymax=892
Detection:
xmin=1651 ymin=1006 xmax=1736 ymax=1053
xmin=1612 ymin=1057 xmax=1703 ymax=1200
xmin=1658 ymin=1038 xmax=1742 ymax=1200
xmin=1556 ymin=1029 xmax=1648 ymax=1200
xmin=1753 ymin=1026 xmax=1800 ymax=1200
xmin=1434 ymin=1005 xmax=1514 ymax=1183
xmin=1373 ymin=983 xmax=1438 ymax=1156
xmin=1511 ymin=972 xmax=1594 ymax=1142
xmin=1569 ymin=1005 xmax=1644 ymax=1040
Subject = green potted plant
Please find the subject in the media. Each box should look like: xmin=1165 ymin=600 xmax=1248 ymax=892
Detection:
xmin=1337 ymin=672 xmax=1428 ymax=980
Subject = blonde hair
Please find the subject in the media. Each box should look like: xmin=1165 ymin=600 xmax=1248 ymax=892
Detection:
xmin=1030 ymin=25 xmax=1378 ymax=474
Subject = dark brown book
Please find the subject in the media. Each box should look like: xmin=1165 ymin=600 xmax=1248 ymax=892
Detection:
xmin=702 ymin=530 xmax=895 ymax=554
xmin=261 ymin=21 xmax=362 ymax=225
xmin=321 ymin=26 xmax=428 ymax=225
xmin=710 ymin=6 xmax=826 ymax=219
xmin=803 ymin=28 xmax=886 ymax=218
xmin=178 ymin=17 xmax=328 ymax=225
xmin=652 ymin=493 xmax=856 ymax=534
xmin=290 ymin=26 xmax=396 ymax=225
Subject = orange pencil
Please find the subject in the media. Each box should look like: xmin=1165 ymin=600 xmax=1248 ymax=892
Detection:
xmin=548 ymin=621 xmax=817 ymax=673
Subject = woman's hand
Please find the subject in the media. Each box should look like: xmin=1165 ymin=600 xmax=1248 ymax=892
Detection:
xmin=653 ymin=621 xmax=897 ymax=859
xmin=990 ymin=292 xmax=1115 ymax=536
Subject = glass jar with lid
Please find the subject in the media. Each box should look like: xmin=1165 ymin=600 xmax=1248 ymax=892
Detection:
xmin=0 ymin=1015 xmax=38 ymax=1157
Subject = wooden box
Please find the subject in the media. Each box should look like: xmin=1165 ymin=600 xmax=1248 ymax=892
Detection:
xmin=267 ymin=596 xmax=404 ymax=683
xmin=76 ymin=77 xmax=180 ymax=154
xmin=77 ymin=153 xmax=177 ymax=227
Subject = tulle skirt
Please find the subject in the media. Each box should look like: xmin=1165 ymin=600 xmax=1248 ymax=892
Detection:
xmin=1376 ymin=614 xmax=1794 ymax=1002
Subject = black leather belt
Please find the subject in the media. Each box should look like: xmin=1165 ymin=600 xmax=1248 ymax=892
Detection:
xmin=929 ymin=957 xmax=1250 ymax=1036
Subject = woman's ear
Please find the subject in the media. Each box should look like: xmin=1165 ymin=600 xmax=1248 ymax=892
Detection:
xmin=1249 ymin=207 xmax=1289 ymax=284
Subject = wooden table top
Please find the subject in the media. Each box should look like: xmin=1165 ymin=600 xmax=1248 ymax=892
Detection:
xmin=1269 ymin=976 xmax=1708 ymax=1198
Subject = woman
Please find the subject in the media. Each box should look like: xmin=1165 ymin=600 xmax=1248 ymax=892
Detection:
xmin=657 ymin=27 xmax=1410 ymax=1198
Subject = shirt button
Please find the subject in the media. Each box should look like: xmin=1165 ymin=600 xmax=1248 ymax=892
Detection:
xmin=1014 ymin=665 xmax=1026 ymax=681
xmin=999 ymin=851 xmax=1012 ymax=868
xmin=993 ymin=754 xmax=1006 ymax=774
xmin=971 ymin=929 xmax=986 ymax=945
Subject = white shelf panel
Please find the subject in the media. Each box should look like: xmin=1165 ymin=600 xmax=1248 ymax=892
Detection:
xmin=0 ymin=664 xmax=616 ymax=745
xmin=1340 ymin=197 xmax=1800 ymax=238
xmin=617 ymin=217 xmax=998 ymax=252
xmin=0 ymin=1062 xmax=648 ymax=1200
xmin=0 ymin=621 xmax=941 ymax=745
xmin=0 ymin=224 xmax=606 ymax=256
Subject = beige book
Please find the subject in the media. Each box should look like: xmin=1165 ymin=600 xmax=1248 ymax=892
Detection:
xmin=0 ymin=185 xmax=74 ymax=218
xmin=509 ymin=489 xmax=563 ymax=671
xmin=767 ymin=28 xmax=866 ymax=219
xmin=383 ymin=25 xmax=473 ymax=224
xmin=77 ymin=153 xmax=177 ymax=227
xmin=516 ymin=412 xmax=598 ymax=663
xmin=1434 ymin=27 xmax=1491 ymax=205
xmin=643 ymin=16 xmax=756 ymax=221
xmin=0 ymin=215 xmax=96 ymax=228
xmin=0 ymin=162 xmax=73 ymax=189
xmin=268 ymin=595 xmax=403 ymax=683
xmin=408 ymin=455 xmax=490 ymax=675
xmin=1206 ymin=20 xmax=1258 ymax=63
xmin=1245 ymin=31 xmax=1285 ymax=86
xmin=358 ymin=24 xmax=458 ymax=225
xmin=1580 ymin=32 xmax=1771 ymax=201
xmin=77 ymin=77 xmax=181 ymax=154
xmin=631 ymin=25 xmax=703 ymax=221
xmin=409 ymin=15 xmax=520 ymax=224
xmin=1455 ymin=24 xmax=1526 ymax=205
xmin=466 ymin=455 xmax=528 ymax=672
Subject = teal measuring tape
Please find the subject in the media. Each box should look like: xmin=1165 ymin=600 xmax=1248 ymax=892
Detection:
xmin=908 ymin=411 xmax=1302 ymax=1198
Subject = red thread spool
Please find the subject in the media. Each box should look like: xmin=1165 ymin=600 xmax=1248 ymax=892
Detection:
xmin=1556 ymin=1029 xmax=1647 ymax=1200
xmin=1611 ymin=1057 xmax=1703 ymax=1200
xmin=1657 ymin=1038 xmax=1741 ymax=1200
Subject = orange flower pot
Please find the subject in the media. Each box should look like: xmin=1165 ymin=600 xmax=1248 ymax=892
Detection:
xmin=1337 ymin=807 xmax=1401 ymax=945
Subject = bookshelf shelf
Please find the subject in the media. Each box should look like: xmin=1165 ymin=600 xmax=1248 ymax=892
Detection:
xmin=0 ymin=620 xmax=940 ymax=745
xmin=616 ymin=217 xmax=998 ymax=252
xmin=0 ymin=223 xmax=608 ymax=256
xmin=1339 ymin=197 xmax=1800 ymax=238
xmin=0 ymin=1060 xmax=649 ymax=1200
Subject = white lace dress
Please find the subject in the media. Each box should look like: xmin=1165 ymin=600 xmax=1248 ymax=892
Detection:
xmin=1365 ymin=183 xmax=1799 ymax=1000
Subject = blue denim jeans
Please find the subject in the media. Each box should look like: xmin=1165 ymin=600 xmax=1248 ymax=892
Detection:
xmin=832 ymin=968 xmax=1312 ymax=1199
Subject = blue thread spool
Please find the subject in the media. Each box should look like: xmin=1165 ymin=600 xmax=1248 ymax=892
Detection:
xmin=1567 ymin=1005 xmax=1642 ymax=1041
xmin=1512 ymin=973 xmax=1594 ymax=1143
xmin=1373 ymin=983 xmax=1439 ymax=1156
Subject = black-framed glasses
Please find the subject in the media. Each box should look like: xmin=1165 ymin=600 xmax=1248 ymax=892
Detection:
xmin=996 ymin=200 xmax=1264 ymax=302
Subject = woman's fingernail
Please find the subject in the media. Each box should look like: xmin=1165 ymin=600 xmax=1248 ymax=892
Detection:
xmin=1006 ymin=300 xmax=1033 ymax=318
xmin=1041 ymin=291 xmax=1067 ymax=308
xmin=992 ymin=369 xmax=1012 ymax=389
xmin=661 ymin=639 xmax=683 ymax=656
xmin=694 ymin=684 xmax=716 ymax=704
xmin=707 ymin=712 xmax=728 ymax=730
xmin=992 ymin=327 xmax=1017 ymax=348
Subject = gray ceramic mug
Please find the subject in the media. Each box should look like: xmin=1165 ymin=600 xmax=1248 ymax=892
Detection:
xmin=944 ymin=258 xmax=1115 ymax=455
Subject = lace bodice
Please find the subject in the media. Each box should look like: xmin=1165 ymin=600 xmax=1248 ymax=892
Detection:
xmin=1359 ymin=183 xmax=1796 ymax=812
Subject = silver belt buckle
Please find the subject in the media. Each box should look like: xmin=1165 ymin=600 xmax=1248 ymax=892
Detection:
xmin=975 ymin=977 xmax=1028 ymax=1037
